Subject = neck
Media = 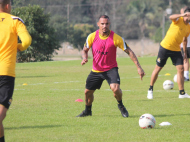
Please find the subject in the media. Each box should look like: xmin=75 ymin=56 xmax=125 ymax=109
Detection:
xmin=99 ymin=30 xmax=110 ymax=37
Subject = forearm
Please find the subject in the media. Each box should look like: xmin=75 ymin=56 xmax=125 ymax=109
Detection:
xmin=125 ymin=48 xmax=142 ymax=69
xmin=183 ymin=37 xmax=187 ymax=54
xmin=17 ymin=32 xmax=32 ymax=51
xmin=82 ymin=47 xmax=89 ymax=59
xmin=169 ymin=14 xmax=184 ymax=20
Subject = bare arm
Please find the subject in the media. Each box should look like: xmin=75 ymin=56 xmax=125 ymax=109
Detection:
xmin=124 ymin=47 xmax=145 ymax=80
xmin=169 ymin=12 xmax=190 ymax=21
xmin=81 ymin=46 xmax=90 ymax=65
xmin=182 ymin=37 xmax=188 ymax=63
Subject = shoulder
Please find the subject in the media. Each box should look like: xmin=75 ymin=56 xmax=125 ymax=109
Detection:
xmin=11 ymin=15 xmax=25 ymax=24
xmin=113 ymin=32 xmax=124 ymax=41
xmin=87 ymin=31 xmax=96 ymax=40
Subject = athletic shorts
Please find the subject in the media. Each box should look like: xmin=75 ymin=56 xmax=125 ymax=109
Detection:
xmin=156 ymin=45 xmax=183 ymax=67
xmin=86 ymin=67 xmax=120 ymax=90
xmin=0 ymin=76 xmax=15 ymax=109
xmin=181 ymin=47 xmax=190 ymax=58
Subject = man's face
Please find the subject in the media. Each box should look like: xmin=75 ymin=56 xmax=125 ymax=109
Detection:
xmin=97 ymin=18 xmax=110 ymax=33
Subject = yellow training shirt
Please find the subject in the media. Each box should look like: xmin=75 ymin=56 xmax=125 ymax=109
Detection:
xmin=0 ymin=12 xmax=32 ymax=77
xmin=161 ymin=17 xmax=190 ymax=51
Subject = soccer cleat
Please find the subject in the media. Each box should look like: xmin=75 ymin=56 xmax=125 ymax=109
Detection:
xmin=179 ymin=93 xmax=190 ymax=99
xmin=118 ymin=105 xmax=129 ymax=117
xmin=147 ymin=90 xmax=153 ymax=99
xmin=76 ymin=110 xmax=92 ymax=117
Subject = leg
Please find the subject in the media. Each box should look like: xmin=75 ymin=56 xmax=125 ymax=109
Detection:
xmin=147 ymin=65 xmax=163 ymax=99
xmin=110 ymin=83 xmax=122 ymax=101
xmin=76 ymin=89 xmax=95 ymax=117
xmin=184 ymin=59 xmax=189 ymax=80
xmin=110 ymin=83 xmax=128 ymax=117
xmin=176 ymin=65 xmax=184 ymax=90
xmin=84 ymin=89 xmax=95 ymax=106
xmin=150 ymin=65 xmax=163 ymax=86
xmin=0 ymin=105 xmax=7 ymax=141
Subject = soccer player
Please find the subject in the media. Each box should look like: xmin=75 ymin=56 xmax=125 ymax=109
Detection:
xmin=180 ymin=7 xmax=190 ymax=81
xmin=0 ymin=0 xmax=32 ymax=141
xmin=77 ymin=15 xmax=145 ymax=117
xmin=147 ymin=7 xmax=190 ymax=99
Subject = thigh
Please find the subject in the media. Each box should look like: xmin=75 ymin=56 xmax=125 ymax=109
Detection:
xmin=85 ymin=71 xmax=104 ymax=90
xmin=156 ymin=45 xmax=169 ymax=67
xmin=0 ymin=76 xmax=15 ymax=109
xmin=104 ymin=67 xmax=120 ymax=85
xmin=170 ymin=51 xmax=183 ymax=66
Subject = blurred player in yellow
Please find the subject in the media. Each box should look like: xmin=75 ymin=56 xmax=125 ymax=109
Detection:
xmin=180 ymin=6 xmax=190 ymax=81
xmin=147 ymin=7 xmax=190 ymax=99
xmin=0 ymin=0 xmax=32 ymax=141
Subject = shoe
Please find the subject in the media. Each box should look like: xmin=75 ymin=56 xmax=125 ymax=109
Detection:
xmin=118 ymin=105 xmax=129 ymax=117
xmin=179 ymin=93 xmax=190 ymax=98
xmin=184 ymin=77 xmax=189 ymax=82
xmin=76 ymin=110 xmax=92 ymax=117
xmin=147 ymin=90 xmax=153 ymax=99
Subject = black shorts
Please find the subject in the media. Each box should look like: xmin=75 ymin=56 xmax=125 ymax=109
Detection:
xmin=181 ymin=47 xmax=190 ymax=58
xmin=156 ymin=45 xmax=183 ymax=67
xmin=0 ymin=76 xmax=15 ymax=109
xmin=86 ymin=67 xmax=120 ymax=90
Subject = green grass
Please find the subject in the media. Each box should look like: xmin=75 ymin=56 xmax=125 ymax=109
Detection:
xmin=4 ymin=57 xmax=190 ymax=142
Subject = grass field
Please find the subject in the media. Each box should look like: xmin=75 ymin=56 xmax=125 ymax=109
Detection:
xmin=4 ymin=56 xmax=190 ymax=142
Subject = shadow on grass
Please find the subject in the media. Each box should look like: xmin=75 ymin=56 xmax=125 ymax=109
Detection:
xmin=5 ymin=124 xmax=63 ymax=130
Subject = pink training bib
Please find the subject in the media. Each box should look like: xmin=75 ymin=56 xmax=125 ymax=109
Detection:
xmin=92 ymin=30 xmax=118 ymax=72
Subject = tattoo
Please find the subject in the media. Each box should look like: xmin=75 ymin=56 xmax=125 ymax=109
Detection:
xmin=125 ymin=48 xmax=141 ymax=68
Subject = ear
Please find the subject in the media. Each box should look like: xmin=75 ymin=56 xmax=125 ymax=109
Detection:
xmin=97 ymin=22 xmax=99 ymax=27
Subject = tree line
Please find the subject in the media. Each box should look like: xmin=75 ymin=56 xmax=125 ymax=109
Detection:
xmin=12 ymin=0 xmax=190 ymax=62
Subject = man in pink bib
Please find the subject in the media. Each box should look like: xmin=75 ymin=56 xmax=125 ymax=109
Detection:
xmin=77 ymin=15 xmax=145 ymax=117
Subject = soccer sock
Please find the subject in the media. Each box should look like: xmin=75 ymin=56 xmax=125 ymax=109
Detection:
xmin=180 ymin=90 xmax=185 ymax=95
xmin=149 ymin=85 xmax=153 ymax=91
xmin=117 ymin=100 xmax=124 ymax=107
xmin=184 ymin=71 xmax=189 ymax=79
xmin=85 ymin=105 xmax=92 ymax=113
xmin=0 ymin=136 xmax=5 ymax=142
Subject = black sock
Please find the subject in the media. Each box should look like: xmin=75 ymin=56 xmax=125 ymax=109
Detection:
xmin=0 ymin=136 xmax=5 ymax=142
xmin=117 ymin=100 xmax=124 ymax=107
xmin=149 ymin=85 xmax=153 ymax=91
xmin=180 ymin=90 xmax=185 ymax=95
xmin=85 ymin=105 xmax=92 ymax=113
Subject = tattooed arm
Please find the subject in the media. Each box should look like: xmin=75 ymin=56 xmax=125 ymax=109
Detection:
xmin=81 ymin=46 xmax=90 ymax=65
xmin=124 ymin=46 xmax=145 ymax=80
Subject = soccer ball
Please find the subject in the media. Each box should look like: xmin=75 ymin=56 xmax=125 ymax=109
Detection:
xmin=163 ymin=80 xmax=174 ymax=90
xmin=139 ymin=114 xmax=156 ymax=129
xmin=173 ymin=74 xmax=177 ymax=82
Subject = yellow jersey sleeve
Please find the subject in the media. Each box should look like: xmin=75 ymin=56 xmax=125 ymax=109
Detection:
xmin=113 ymin=33 xmax=129 ymax=50
xmin=85 ymin=31 xmax=96 ymax=48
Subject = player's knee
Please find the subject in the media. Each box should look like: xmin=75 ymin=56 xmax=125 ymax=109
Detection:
xmin=110 ymin=85 xmax=120 ymax=93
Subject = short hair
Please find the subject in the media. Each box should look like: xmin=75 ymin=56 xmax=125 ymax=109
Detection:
xmin=98 ymin=15 xmax=110 ymax=20
xmin=0 ymin=0 xmax=10 ymax=8
xmin=184 ymin=6 xmax=190 ymax=13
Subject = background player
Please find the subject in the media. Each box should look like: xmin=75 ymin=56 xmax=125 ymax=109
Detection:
xmin=0 ymin=0 xmax=32 ymax=141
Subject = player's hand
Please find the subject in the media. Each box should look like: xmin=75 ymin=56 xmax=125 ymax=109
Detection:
xmin=183 ymin=12 xmax=190 ymax=17
xmin=81 ymin=59 xmax=88 ymax=65
xmin=138 ymin=68 xmax=145 ymax=80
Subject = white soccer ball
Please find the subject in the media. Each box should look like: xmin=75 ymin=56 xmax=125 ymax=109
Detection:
xmin=163 ymin=80 xmax=174 ymax=90
xmin=173 ymin=74 xmax=177 ymax=83
xmin=139 ymin=113 xmax=156 ymax=129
